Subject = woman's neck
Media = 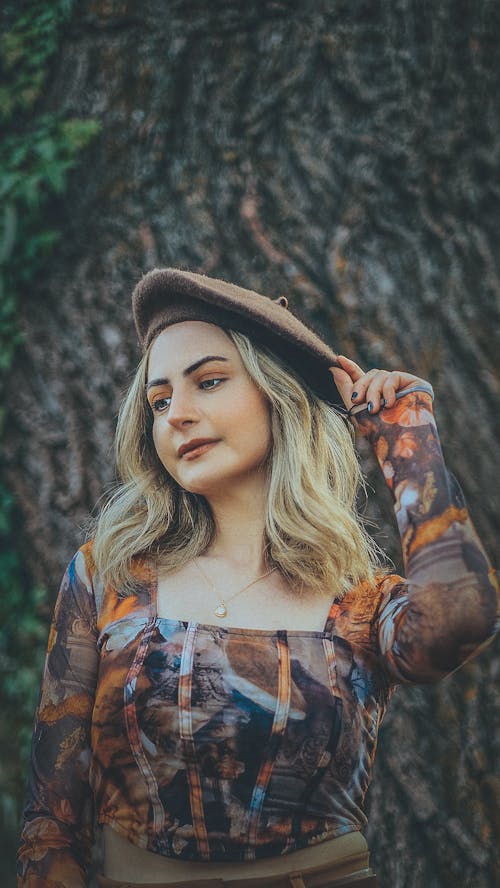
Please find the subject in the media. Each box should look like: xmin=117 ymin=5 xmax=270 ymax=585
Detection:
xmin=203 ymin=484 xmax=269 ymax=574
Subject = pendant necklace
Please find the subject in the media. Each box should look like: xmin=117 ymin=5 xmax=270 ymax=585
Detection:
xmin=193 ymin=558 xmax=277 ymax=618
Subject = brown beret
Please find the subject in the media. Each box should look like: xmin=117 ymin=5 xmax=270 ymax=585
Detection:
xmin=132 ymin=268 xmax=341 ymax=403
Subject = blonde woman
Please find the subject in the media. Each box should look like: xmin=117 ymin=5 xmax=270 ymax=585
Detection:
xmin=18 ymin=269 xmax=498 ymax=888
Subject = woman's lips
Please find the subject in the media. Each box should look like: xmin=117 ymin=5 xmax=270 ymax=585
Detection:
xmin=180 ymin=441 xmax=218 ymax=460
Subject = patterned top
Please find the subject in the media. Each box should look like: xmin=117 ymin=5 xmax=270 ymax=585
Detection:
xmin=17 ymin=391 xmax=499 ymax=886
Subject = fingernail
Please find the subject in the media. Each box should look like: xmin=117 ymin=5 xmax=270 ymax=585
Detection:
xmin=351 ymin=391 xmax=358 ymax=401
xmin=367 ymin=401 xmax=373 ymax=413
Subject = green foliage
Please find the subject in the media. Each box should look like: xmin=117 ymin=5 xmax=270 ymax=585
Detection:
xmin=0 ymin=0 xmax=75 ymax=119
xmin=0 ymin=115 xmax=100 ymax=368
xmin=0 ymin=482 xmax=47 ymax=753
xmin=0 ymin=0 xmax=100 ymax=867
xmin=0 ymin=479 xmax=49 ymax=879
xmin=0 ymin=0 xmax=100 ymax=369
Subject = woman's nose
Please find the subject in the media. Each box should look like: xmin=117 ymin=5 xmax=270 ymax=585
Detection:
xmin=166 ymin=388 xmax=198 ymax=428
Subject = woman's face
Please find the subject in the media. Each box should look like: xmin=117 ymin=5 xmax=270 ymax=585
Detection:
xmin=146 ymin=322 xmax=272 ymax=497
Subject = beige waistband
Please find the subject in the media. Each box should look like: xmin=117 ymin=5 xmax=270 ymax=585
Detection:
xmin=100 ymin=828 xmax=375 ymax=886
xmin=97 ymin=875 xmax=376 ymax=888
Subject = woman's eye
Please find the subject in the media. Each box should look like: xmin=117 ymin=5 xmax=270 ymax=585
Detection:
xmin=200 ymin=377 xmax=223 ymax=390
xmin=151 ymin=396 xmax=171 ymax=413
xmin=149 ymin=378 xmax=224 ymax=413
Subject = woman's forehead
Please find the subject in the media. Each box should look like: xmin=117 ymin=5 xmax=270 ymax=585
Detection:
xmin=147 ymin=321 xmax=237 ymax=378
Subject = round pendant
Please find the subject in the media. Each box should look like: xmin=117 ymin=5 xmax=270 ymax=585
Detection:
xmin=214 ymin=603 xmax=227 ymax=618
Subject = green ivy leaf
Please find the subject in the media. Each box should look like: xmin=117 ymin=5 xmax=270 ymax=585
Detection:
xmin=0 ymin=0 xmax=96 ymax=837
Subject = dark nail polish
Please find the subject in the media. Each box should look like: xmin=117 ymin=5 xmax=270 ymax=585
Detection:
xmin=367 ymin=401 xmax=373 ymax=413
xmin=351 ymin=391 xmax=358 ymax=401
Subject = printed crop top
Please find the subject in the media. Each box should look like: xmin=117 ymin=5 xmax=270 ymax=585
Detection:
xmin=17 ymin=390 xmax=499 ymax=886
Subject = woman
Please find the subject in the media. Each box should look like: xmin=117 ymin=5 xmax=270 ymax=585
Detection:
xmin=17 ymin=269 xmax=498 ymax=887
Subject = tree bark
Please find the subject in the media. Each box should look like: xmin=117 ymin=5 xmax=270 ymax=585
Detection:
xmin=5 ymin=1 xmax=500 ymax=885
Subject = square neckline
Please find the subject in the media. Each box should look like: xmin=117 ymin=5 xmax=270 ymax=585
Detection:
xmin=151 ymin=560 xmax=338 ymax=638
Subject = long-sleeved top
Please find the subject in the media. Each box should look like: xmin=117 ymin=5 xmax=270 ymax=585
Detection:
xmin=17 ymin=389 xmax=499 ymax=886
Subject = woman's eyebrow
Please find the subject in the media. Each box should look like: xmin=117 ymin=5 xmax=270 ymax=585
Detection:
xmin=146 ymin=355 xmax=229 ymax=391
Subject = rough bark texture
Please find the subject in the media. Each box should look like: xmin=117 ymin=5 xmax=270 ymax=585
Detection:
xmin=5 ymin=1 xmax=500 ymax=885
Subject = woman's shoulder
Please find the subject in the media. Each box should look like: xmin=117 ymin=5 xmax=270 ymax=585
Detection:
xmin=73 ymin=540 xmax=155 ymax=621
xmin=330 ymin=570 xmax=406 ymax=645
xmin=77 ymin=538 xmax=95 ymax=563
xmin=342 ymin=569 xmax=405 ymax=604
xmin=68 ymin=539 xmax=97 ymax=590
xmin=75 ymin=540 xmax=153 ymax=581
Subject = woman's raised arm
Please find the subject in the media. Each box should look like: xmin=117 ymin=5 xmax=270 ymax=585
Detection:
xmin=331 ymin=357 xmax=499 ymax=684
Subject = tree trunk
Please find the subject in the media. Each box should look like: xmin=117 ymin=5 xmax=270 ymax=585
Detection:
xmin=5 ymin=1 xmax=500 ymax=885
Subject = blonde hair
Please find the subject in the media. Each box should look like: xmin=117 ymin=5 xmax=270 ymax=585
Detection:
xmin=92 ymin=329 xmax=388 ymax=598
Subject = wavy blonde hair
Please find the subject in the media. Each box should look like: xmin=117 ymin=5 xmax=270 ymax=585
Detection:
xmin=92 ymin=329 xmax=388 ymax=598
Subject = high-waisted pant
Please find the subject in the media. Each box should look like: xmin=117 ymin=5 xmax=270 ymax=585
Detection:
xmin=97 ymin=830 xmax=377 ymax=887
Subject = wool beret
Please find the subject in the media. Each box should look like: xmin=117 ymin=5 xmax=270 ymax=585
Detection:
xmin=132 ymin=268 xmax=341 ymax=403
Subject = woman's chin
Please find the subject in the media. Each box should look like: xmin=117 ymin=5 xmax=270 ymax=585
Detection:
xmin=175 ymin=471 xmax=260 ymax=500
xmin=173 ymin=471 xmax=225 ymax=497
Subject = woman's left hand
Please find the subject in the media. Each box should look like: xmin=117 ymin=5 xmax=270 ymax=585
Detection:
xmin=329 ymin=355 xmax=430 ymax=415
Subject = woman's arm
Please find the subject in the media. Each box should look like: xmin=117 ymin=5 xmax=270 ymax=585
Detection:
xmin=330 ymin=357 xmax=499 ymax=684
xmin=17 ymin=547 xmax=99 ymax=887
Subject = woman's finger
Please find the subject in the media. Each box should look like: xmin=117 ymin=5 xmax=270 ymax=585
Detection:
xmin=334 ymin=354 xmax=365 ymax=379
xmin=364 ymin=371 xmax=427 ymax=413
xmin=365 ymin=372 xmax=399 ymax=412
xmin=330 ymin=361 xmax=430 ymax=414
xmin=347 ymin=368 xmax=383 ymax=402
xmin=329 ymin=370 xmax=356 ymax=411
xmin=381 ymin=376 xmax=398 ymax=409
xmin=329 ymin=356 xmax=370 ymax=411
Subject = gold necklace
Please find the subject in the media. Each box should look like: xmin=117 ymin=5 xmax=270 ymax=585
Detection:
xmin=193 ymin=558 xmax=277 ymax=618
